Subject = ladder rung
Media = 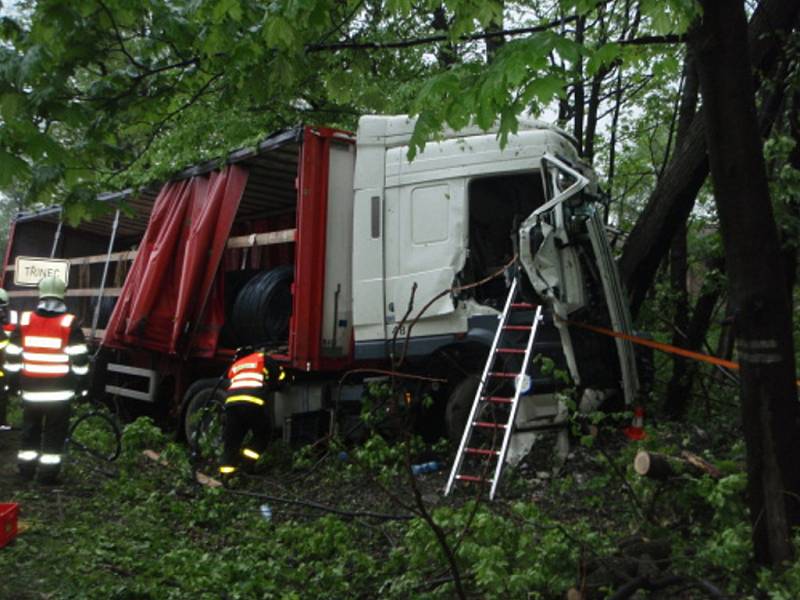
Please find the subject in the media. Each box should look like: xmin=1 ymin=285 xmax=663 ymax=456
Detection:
xmin=473 ymin=421 xmax=507 ymax=429
xmin=503 ymin=325 xmax=532 ymax=331
xmin=496 ymin=348 xmax=525 ymax=354
xmin=483 ymin=396 xmax=513 ymax=404
xmin=510 ymin=302 xmax=536 ymax=309
xmin=489 ymin=372 xmax=516 ymax=378
xmin=465 ymin=447 xmax=499 ymax=456
xmin=455 ymin=474 xmax=492 ymax=483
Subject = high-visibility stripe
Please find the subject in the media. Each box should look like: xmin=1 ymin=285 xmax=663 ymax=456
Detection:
xmin=24 ymin=336 xmax=62 ymax=349
xmin=230 ymin=379 xmax=264 ymax=390
xmin=23 ymin=351 xmax=69 ymax=363
xmin=20 ymin=312 xmax=31 ymax=326
xmin=18 ymin=450 xmax=38 ymax=461
xmin=278 ymin=370 xmax=286 ymax=381
xmin=71 ymin=364 xmax=89 ymax=375
xmin=22 ymin=390 xmax=74 ymax=402
xmin=60 ymin=314 xmax=75 ymax=328
xmin=225 ymin=394 xmax=264 ymax=406
xmin=3 ymin=363 xmax=22 ymax=372
xmin=233 ymin=372 xmax=264 ymax=382
xmin=65 ymin=344 xmax=88 ymax=356
xmin=5 ymin=343 xmax=22 ymax=355
xmin=24 ymin=363 xmax=70 ymax=375
xmin=39 ymin=454 xmax=62 ymax=465
xmin=231 ymin=362 xmax=258 ymax=374
xmin=219 ymin=465 xmax=237 ymax=474
xmin=9 ymin=311 xmax=18 ymax=325
xmin=0 ymin=339 xmax=7 ymax=349
xmin=242 ymin=448 xmax=260 ymax=460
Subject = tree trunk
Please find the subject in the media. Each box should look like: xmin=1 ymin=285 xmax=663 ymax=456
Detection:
xmin=693 ymin=0 xmax=800 ymax=567
xmin=664 ymin=223 xmax=689 ymax=418
xmin=619 ymin=0 xmax=800 ymax=318
xmin=573 ymin=14 xmax=585 ymax=155
xmin=665 ymin=273 xmax=722 ymax=419
xmin=484 ymin=0 xmax=505 ymax=62
xmin=584 ymin=70 xmax=605 ymax=163
xmin=432 ymin=6 xmax=457 ymax=68
xmin=663 ymin=52 xmax=699 ymax=420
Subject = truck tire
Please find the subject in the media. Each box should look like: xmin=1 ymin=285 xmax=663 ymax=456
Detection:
xmin=445 ymin=377 xmax=480 ymax=444
xmin=231 ymin=266 xmax=294 ymax=345
xmin=180 ymin=378 xmax=226 ymax=443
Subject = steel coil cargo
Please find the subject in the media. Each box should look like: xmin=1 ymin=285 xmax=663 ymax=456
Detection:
xmin=231 ymin=266 xmax=294 ymax=345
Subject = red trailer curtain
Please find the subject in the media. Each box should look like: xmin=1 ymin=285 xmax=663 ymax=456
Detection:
xmin=104 ymin=165 xmax=248 ymax=356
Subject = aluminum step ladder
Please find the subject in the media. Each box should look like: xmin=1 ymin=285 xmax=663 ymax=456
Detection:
xmin=445 ymin=275 xmax=543 ymax=500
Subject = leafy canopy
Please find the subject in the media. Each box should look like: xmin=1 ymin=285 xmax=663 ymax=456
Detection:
xmin=0 ymin=0 xmax=699 ymax=216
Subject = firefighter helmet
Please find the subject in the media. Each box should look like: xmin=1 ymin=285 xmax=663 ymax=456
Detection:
xmin=0 ymin=288 xmax=8 ymax=306
xmin=38 ymin=276 xmax=67 ymax=300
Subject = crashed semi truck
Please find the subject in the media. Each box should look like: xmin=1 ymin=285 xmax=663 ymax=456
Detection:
xmin=1 ymin=115 xmax=640 ymax=448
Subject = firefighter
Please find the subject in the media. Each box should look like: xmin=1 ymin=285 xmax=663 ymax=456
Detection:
xmin=4 ymin=276 xmax=90 ymax=483
xmin=0 ymin=288 xmax=18 ymax=430
xmin=219 ymin=349 xmax=290 ymax=479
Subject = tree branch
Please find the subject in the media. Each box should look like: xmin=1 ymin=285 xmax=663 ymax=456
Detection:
xmin=306 ymin=11 xmax=586 ymax=52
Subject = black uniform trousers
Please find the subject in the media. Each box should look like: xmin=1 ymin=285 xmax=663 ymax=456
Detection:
xmin=19 ymin=401 xmax=71 ymax=478
xmin=0 ymin=385 xmax=8 ymax=426
xmin=222 ymin=400 xmax=270 ymax=468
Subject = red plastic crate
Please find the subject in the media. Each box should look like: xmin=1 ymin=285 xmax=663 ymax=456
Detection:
xmin=0 ymin=503 xmax=19 ymax=548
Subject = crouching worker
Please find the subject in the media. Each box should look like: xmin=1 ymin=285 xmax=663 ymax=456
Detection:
xmin=4 ymin=277 xmax=89 ymax=483
xmin=219 ymin=350 xmax=290 ymax=481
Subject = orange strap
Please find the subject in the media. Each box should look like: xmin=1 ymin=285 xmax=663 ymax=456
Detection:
xmin=562 ymin=318 xmax=800 ymax=387
xmin=562 ymin=318 xmax=740 ymax=371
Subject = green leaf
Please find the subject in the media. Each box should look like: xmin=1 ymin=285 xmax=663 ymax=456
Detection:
xmin=552 ymin=35 xmax=583 ymax=64
xmin=525 ymin=74 xmax=565 ymax=104
xmin=0 ymin=150 xmax=30 ymax=185
xmin=212 ymin=0 xmax=242 ymax=23
xmin=586 ymin=43 xmax=621 ymax=76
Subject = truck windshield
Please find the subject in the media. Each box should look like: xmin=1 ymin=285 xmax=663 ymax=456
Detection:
xmin=460 ymin=172 xmax=546 ymax=307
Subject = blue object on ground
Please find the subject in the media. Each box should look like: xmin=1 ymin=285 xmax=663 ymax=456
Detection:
xmin=411 ymin=461 xmax=443 ymax=475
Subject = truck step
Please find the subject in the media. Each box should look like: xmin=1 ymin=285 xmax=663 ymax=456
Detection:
xmin=496 ymin=348 xmax=525 ymax=354
xmin=489 ymin=371 xmax=517 ymax=378
xmin=503 ymin=325 xmax=532 ymax=331
xmin=511 ymin=302 xmax=537 ymax=309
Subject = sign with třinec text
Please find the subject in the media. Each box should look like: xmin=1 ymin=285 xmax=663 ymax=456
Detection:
xmin=13 ymin=257 xmax=70 ymax=287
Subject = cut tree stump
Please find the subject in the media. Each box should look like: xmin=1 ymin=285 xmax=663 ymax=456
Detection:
xmin=633 ymin=451 xmax=676 ymax=480
xmin=633 ymin=450 xmax=722 ymax=480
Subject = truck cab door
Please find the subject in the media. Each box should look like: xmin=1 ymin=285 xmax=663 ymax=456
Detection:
xmin=352 ymin=190 xmax=388 ymax=344
xmin=519 ymin=154 xmax=639 ymax=405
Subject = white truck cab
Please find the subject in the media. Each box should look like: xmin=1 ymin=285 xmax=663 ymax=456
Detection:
xmin=351 ymin=116 xmax=639 ymax=433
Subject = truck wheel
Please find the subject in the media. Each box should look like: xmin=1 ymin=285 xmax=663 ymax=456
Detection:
xmin=445 ymin=377 xmax=480 ymax=444
xmin=181 ymin=378 xmax=226 ymax=443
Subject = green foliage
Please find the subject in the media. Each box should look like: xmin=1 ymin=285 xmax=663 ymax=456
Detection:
xmin=387 ymin=502 xmax=608 ymax=599
xmin=0 ymin=0 xmax=699 ymax=212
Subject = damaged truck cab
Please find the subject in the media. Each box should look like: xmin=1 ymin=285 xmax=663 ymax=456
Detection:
xmin=351 ymin=116 xmax=639 ymax=438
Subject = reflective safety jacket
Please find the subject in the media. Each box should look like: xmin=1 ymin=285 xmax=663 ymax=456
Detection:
xmin=0 ymin=310 xmax=18 ymax=377
xmin=4 ymin=309 xmax=89 ymax=402
xmin=225 ymin=352 xmax=287 ymax=406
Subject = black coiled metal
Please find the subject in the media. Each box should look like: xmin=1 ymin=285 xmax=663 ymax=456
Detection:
xmin=231 ymin=266 xmax=294 ymax=345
